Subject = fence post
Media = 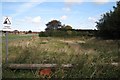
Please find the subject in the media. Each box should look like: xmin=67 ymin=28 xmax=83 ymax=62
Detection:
xmin=5 ymin=31 xmax=8 ymax=64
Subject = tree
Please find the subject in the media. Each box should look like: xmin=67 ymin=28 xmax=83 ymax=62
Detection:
xmin=13 ymin=30 xmax=19 ymax=34
xmin=45 ymin=20 xmax=62 ymax=31
xmin=64 ymin=25 xmax=72 ymax=30
xmin=28 ymin=30 xmax=32 ymax=33
xmin=96 ymin=1 xmax=120 ymax=39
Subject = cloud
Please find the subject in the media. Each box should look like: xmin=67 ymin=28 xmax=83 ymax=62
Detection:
xmin=64 ymin=0 xmax=83 ymax=14
xmin=93 ymin=0 xmax=110 ymax=4
xmin=93 ymin=0 xmax=118 ymax=5
xmin=32 ymin=16 xmax=41 ymax=23
xmin=11 ymin=0 xmax=44 ymax=17
xmin=60 ymin=15 xmax=67 ymax=20
xmin=64 ymin=0 xmax=118 ymax=4
xmin=88 ymin=17 xmax=97 ymax=22
xmin=94 ymin=0 xmax=119 ymax=3
xmin=64 ymin=0 xmax=83 ymax=7
xmin=17 ymin=16 xmax=41 ymax=26
xmin=62 ymin=7 xmax=71 ymax=12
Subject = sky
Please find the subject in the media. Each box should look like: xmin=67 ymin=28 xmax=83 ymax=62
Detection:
xmin=0 ymin=0 xmax=118 ymax=32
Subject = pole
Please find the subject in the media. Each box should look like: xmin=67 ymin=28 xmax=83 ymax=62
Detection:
xmin=5 ymin=31 xmax=8 ymax=64
xmin=3 ymin=17 xmax=11 ymax=65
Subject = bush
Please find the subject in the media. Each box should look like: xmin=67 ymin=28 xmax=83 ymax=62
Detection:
xmin=39 ymin=32 xmax=48 ymax=37
xmin=39 ymin=29 xmax=96 ymax=38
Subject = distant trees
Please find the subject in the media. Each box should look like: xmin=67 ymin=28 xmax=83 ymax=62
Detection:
xmin=45 ymin=20 xmax=62 ymax=31
xmin=13 ymin=30 xmax=19 ymax=34
xmin=39 ymin=19 xmax=96 ymax=37
xmin=64 ymin=25 xmax=72 ymax=30
xmin=28 ymin=30 xmax=32 ymax=33
xmin=96 ymin=1 xmax=120 ymax=39
xmin=39 ymin=20 xmax=74 ymax=37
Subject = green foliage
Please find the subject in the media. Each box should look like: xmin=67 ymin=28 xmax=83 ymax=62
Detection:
xmin=39 ymin=31 xmax=48 ymax=37
xmin=64 ymin=25 xmax=72 ymax=30
xmin=45 ymin=20 xmax=62 ymax=31
xmin=96 ymin=1 xmax=120 ymax=39
xmin=39 ymin=29 xmax=96 ymax=37
xmin=42 ymin=19 xmax=96 ymax=37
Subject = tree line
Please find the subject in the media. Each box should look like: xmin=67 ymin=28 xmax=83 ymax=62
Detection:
xmin=39 ymin=20 xmax=96 ymax=37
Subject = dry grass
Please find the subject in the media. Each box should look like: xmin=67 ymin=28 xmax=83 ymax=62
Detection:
xmin=2 ymin=36 xmax=119 ymax=78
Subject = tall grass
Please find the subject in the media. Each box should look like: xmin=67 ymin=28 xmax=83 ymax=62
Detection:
xmin=2 ymin=36 xmax=119 ymax=78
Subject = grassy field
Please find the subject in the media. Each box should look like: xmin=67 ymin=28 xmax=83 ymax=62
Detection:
xmin=2 ymin=34 xmax=119 ymax=78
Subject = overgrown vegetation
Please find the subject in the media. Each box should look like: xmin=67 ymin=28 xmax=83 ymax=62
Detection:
xmin=39 ymin=29 xmax=97 ymax=37
xmin=2 ymin=1 xmax=120 ymax=79
xmin=2 ymin=34 xmax=119 ymax=78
